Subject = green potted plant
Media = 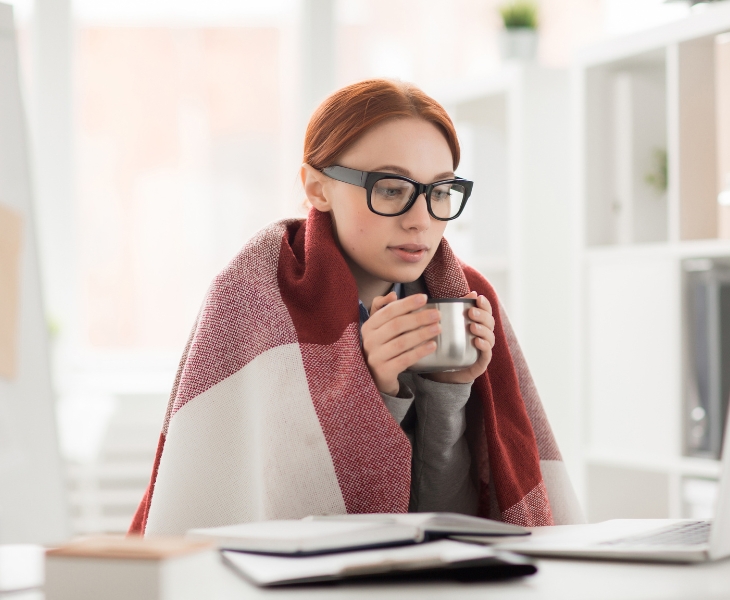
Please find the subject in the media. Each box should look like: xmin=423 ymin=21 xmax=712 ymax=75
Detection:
xmin=499 ymin=1 xmax=539 ymax=61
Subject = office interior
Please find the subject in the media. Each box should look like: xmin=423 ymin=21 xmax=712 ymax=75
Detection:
xmin=1 ymin=0 xmax=729 ymax=548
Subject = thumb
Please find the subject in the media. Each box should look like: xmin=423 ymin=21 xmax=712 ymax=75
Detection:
xmin=370 ymin=291 xmax=397 ymax=315
xmin=462 ymin=291 xmax=478 ymax=299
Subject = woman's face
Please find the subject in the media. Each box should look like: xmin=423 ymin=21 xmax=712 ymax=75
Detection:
xmin=304 ymin=117 xmax=454 ymax=286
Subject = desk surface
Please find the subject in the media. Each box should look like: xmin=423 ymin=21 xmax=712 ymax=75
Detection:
xmin=211 ymin=557 xmax=730 ymax=600
xmin=17 ymin=554 xmax=730 ymax=600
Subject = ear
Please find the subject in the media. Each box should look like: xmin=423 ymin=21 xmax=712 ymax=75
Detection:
xmin=300 ymin=163 xmax=333 ymax=212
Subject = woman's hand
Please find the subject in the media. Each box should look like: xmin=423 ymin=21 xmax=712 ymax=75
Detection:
xmin=425 ymin=291 xmax=496 ymax=385
xmin=361 ymin=293 xmax=441 ymax=396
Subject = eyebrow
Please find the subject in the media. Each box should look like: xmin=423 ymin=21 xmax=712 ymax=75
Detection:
xmin=372 ymin=165 xmax=456 ymax=181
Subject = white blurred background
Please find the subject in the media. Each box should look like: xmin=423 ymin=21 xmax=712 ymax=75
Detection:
xmin=3 ymin=0 xmax=708 ymax=534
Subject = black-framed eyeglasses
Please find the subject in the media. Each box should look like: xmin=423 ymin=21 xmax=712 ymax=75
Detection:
xmin=321 ymin=165 xmax=473 ymax=221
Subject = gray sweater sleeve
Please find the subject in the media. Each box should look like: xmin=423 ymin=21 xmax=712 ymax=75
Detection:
xmin=379 ymin=381 xmax=415 ymax=425
xmin=379 ymin=373 xmax=478 ymax=515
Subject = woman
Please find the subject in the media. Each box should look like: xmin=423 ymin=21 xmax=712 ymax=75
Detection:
xmin=130 ymin=79 xmax=583 ymax=535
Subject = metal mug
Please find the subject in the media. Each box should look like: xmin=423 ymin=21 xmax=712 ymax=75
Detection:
xmin=406 ymin=298 xmax=479 ymax=373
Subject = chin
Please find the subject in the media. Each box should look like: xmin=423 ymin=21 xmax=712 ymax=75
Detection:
xmin=383 ymin=264 xmax=427 ymax=285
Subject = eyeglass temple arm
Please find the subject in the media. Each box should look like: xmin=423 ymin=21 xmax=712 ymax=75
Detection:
xmin=322 ymin=166 xmax=368 ymax=187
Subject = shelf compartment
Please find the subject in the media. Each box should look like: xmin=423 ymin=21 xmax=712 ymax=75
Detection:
xmin=585 ymin=49 xmax=668 ymax=247
xmin=671 ymin=37 xmax=719 ymax=241
xmin=682 ymin=258 xmax=730 ymax=459
xmin=717 ymin=33 xmax=730 ymax=237
xmin=450 ymin=94 xmax=510 ymax=262
xmin=586 ymin=253 xmax=681 ymax=461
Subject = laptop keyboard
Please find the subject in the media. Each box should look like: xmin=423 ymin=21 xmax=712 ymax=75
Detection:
xmin=599 ymin=521 xmax=711 ymax=547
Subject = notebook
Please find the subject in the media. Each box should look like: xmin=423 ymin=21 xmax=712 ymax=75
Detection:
xmin=187 ymin=512 xmax=528 ymax=556
xmin=221 ymin=539 xmax=537 ymax=586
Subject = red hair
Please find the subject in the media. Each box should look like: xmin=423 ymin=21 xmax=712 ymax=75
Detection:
xmin=303 ymin=79 xmax=460 ymax=171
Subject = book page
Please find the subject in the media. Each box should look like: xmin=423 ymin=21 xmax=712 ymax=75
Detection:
xmin=0 ymin=203 xmax=22 ymax=380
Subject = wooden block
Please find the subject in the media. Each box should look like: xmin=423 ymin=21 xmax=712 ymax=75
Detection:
xmin=45 ymin=536 xmax=217 ymax=600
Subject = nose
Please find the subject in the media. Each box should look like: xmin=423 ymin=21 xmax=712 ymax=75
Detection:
xmin=400 ymin=193 xmax=431 ymax=231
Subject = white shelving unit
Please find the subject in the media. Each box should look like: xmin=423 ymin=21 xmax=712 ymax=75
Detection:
xmin=433 ymin=66 xmax=580 ymax=482
xmin=575 ymin=4 xmax=730 ymax=522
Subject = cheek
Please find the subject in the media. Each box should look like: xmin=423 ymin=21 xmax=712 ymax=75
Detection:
xmin=431 ymin=221 xmax=448 ymax=247
xmin=330 ymin=191 xmax=379 ymax=249
xmin=348 ymin=214 xmax=388 ymax=256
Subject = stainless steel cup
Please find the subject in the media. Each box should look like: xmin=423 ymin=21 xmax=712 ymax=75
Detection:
xmin=406 ymin=298 xmax=479 ymax=373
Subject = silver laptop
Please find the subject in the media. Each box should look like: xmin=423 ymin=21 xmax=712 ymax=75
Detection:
xmin=470 ymin=413 xmax=730 ymax=563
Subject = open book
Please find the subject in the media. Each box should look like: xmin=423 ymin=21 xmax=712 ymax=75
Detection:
xmin=187 ymin=512 xmax=529 ymax=556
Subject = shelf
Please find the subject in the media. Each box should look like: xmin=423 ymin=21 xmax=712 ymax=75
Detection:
xmin=584 ymin=238 xmax=730 ymax=263
xmin=576 ymin=11 xmax=730 ymax=521
xmin=576 ymin=3 xmax=730 ymax=68
xmin=586 ymin=452 xmax=722 ymax=479
xmin=583 ymin=50 xmax=668 ymax=246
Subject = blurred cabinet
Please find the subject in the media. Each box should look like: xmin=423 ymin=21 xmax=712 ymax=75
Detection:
xmin=433 ymin=66 xmax=579 ymax=481
xmin=575 ymin=4 xmax=730 ymax=521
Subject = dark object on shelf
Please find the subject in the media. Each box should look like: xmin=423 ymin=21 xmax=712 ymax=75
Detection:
xmin=684 ymin=259 xmax=730 ymax=458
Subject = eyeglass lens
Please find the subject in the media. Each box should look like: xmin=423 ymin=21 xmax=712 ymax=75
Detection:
xmin=370 ymin=178 xmax=466 ymax=220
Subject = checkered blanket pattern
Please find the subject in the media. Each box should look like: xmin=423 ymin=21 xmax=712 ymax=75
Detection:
xmin=130 ymin=209 xmax=572 ymax=535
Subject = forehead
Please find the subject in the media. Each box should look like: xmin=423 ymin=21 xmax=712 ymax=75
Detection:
xmin=339 ymin=117 xmax=454 ymax=179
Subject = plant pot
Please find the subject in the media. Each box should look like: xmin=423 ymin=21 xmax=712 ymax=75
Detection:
xmin=499 ymin=28 xmax=538 ymax=61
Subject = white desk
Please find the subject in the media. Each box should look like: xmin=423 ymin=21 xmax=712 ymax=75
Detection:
xmin=16 ymin=554 xmax=730 ymax=599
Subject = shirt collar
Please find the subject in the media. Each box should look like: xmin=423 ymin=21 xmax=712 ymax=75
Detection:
xmin=358 ymin=282 xmax=405 ymax=326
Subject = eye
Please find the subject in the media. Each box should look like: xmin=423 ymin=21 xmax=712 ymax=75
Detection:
xmin=373 ymin=180 xmax=412 ymax=201
xmin=431 ymin=186 xmax=452 ymax=202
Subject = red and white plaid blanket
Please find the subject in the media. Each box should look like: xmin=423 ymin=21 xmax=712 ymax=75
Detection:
xmin=130 ymin=209 xmax=582 ymax=535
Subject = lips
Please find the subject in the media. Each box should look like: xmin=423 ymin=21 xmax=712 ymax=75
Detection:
xmin=389 ymin=244 xmax=429 ymax=263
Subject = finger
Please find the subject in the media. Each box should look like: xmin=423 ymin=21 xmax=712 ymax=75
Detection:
xmin=474 ymin=337 xmax=494 ymax=366
xmin=362 ymin=308 xmax=440 ymax=357
xmin=389 ymin=339 xmax=438 ymax=372
xmin=478 ymin=294 xmax=493 ymax=315
xmin=370 ymin=291 xmax=397 ymax=315
xmin=373 ymin=309 xmax=440 ymax=346
xmin=472 ymin=336 xmax=493 ymax=365
xmin=462 ymin=291 xmax=478 ymax=299
xmin=469 ymin=308 xmax=495 ymax=330
xmin=372 ymin=322 xmax=442 ymax=363
xmin=366 ymin=293 xmax=429 ymax=330
xmin=470 ymin=322 xmax=495 ymax=344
